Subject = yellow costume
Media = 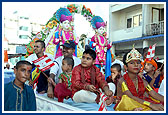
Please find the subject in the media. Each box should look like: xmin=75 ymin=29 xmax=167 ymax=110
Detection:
xmin=115 ymin=82 xmax=151 ymax=111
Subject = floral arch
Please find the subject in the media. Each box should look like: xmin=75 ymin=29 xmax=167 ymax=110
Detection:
xmin=25 ymin=4 xmax=106 ymax=58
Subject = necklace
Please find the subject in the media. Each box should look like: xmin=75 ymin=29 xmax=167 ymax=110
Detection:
xmin=62 ymin=30 xmax=69 ymax=41
xmin=134 ymin=77 xmax=138 ymax=93
xmin=96 ymin=34 xmax=106 ymax=46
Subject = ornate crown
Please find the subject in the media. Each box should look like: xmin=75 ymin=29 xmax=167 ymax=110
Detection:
xmin=126 ymin=45 xmax=142 ymax=63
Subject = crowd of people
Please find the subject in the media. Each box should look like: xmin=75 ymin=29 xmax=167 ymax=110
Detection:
xmin=4 ymin=7 xmax=164 ymax=111
xmin=4 ymin=39 xmax=164 ymax=111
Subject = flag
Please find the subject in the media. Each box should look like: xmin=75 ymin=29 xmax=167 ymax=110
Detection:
xmin=32 ymin=55 xmax=55 ymax=72
xmin=146 ymin=43 xmax=156 ymax=61
xmin=31 ymin=67 xmax=41 ymax=84
xmin=98 ymin=93 xmax=108 ymax=111
xmin=31 ymin=67 xmax=41 ymax=89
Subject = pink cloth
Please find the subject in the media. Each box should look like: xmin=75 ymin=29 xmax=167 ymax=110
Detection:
xmin=91 ymin=35 xmax=110 ymax=65
xmin=53 ymin=30 xmax=75 ymax=59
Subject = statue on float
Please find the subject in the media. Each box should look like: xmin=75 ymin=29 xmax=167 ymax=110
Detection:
xmin=51 ymin=8 xmax=78 ymax=59
xmin=90 ymin=16 xmax=112 ymax=78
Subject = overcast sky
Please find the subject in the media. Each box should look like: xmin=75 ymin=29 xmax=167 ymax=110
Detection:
xmin=2 ymin=2 xmax=110 ymax=38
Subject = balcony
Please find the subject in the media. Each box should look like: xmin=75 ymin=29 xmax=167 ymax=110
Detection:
xmin=146 ymin=21 xmax=164 ymax=36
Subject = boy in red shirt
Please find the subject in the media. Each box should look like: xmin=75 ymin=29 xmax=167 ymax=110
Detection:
xmin=71 ymin=49 xmax=114 ymax=105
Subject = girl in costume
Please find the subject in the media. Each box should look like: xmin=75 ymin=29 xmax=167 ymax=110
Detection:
xmin=90 ymin=16 xmax=112 ymax=78
xmin=114 ymin=46 xmax=164 ymax=111
xmin=52 ymin=8 xmax=78 ymax=59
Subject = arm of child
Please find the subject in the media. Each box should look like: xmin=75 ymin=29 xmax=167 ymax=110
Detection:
xmin=103 ymin=86 xmax=113 ymax=97
xmin=124 ymin=90 xmax=164 ymax=111
xmin=116 ymin=78 xmax=123 ymax=98
xmin=144 ymin=80 xmax=164 ymax=102
xmin=59 ymin=78 xmax=63 ymax=83
xmin=124 ymin=80 xmax=164 ymax=111
xmin=85 ymin=85 xmax=97 ymax=92
xmin=149 ymin=69 xmax=161 ymax=87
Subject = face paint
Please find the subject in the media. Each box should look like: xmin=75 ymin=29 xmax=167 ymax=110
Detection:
xmin=27 ymin=66 xmax=31 ymax=71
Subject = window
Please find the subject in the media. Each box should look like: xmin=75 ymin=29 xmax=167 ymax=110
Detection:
xmin=19 ymin=35 xmax=28 ymax=39
xmin=133 ymin=14 xmax=142 ymax=27
xmin=160 ymin=8 xmax=164 ymax=21
xmin=19 ymin=26 xmax=28 ymax=31
xmin=127 ymin=18 xmax=132 ymax=28
xmin=152 ymin=8 xmax=164 ymax=22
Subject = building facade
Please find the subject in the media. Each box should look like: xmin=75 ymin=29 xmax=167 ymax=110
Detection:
xmin=109 ymin=4 xmax=164 ymax=60
xmin=3 ymin=11 xmax=44 ymax=66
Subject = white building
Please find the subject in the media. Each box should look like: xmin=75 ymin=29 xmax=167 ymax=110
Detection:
xmin=3 ymin=10 xmax=45 ymax=66
xmin=3 ymin=11 xmax=44 ymax=55
xmin=109 ymin=4 xmax=164 ymax=59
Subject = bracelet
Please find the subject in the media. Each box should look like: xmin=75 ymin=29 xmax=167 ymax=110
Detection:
xmin=145 ymin=84 xmax=153 ymax=92
xmin=143 ymin=101 xmax=151 ymax=106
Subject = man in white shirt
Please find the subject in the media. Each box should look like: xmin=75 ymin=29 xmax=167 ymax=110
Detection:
xmin=53 ymin=40 xmax=81 ymax=83
xmin=26 ymin=40 xmax=59 ymax=98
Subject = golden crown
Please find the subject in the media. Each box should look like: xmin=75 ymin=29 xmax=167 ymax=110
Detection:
xmin=126 ymin=45 xmax=142 ymax=63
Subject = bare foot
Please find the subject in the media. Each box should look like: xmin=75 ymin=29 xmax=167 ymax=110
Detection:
xmin=39 ymin=90 xmax=46 ymax=94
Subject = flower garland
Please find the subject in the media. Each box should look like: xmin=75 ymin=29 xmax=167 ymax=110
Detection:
xmin=94 ymin=34 xmax=107 ymax=66
xmin=25 ymin=4 xmax=94 ymax=57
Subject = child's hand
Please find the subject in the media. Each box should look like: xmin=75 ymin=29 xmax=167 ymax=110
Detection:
xmin=150 ymin=103 xmax=164 ymax=111
xmin=111 ymin=73 xmax=117 ymax=81
xmin=104 ymin=89 xmax=113 ymax=97
xmin=86 ymin=85 xmax=97 ymax=92
xmin=154 ymin=69 xmax=161 ymax=79
xmin=28 ymin=79 xmax=34 ymax=86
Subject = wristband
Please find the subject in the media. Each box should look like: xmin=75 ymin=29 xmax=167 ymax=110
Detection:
xmin=145 ymin=84 xmax=153 ymax=92
xmin=143 ymin=101 xmax=151 ymax=106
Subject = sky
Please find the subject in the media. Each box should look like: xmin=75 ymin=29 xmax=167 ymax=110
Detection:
xmin=2 ymin=2 xmax=110 ymax=38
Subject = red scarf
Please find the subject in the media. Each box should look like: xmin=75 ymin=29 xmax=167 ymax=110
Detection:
xmin=123 ymin=73 xmax=163 ymax=105
xmin=123 ymin=73 xmax=145 ymax=99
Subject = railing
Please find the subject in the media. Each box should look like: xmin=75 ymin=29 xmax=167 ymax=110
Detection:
xmin=146 ymin=21 xmax=164 ymax=36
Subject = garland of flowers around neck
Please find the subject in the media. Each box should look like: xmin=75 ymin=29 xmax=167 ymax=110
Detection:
xmin=96 ymin=33 xmax=106 ymax=46
xmin=58 ymin=26 xmax=74 ymax=48
xmin=94 ymin=33 xmax=107 ymax=65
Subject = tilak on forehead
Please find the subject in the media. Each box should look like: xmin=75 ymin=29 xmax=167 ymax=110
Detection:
xmin=27 ymin=66 xmax=31 ymax=70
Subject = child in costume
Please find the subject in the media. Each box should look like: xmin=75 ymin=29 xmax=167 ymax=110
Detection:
xmin=71 ymin=49 xmax=115 ymax=106
xmin=4 ymin=61 xmax=36 ymax=111
xmin=48 ymin=57 xmax=74 ymax=102
xmin=114 ymin=47 xmax=164 ymax=111
xmin=90 ymin=16 xmax=112 ymax=78
xmin=52 ymin=8 xmax=78 ymax=59
xmin=143 ymin=59 xmax=161 ymax=92
xmin=106 ymin=63 xmax=122 ymax=96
